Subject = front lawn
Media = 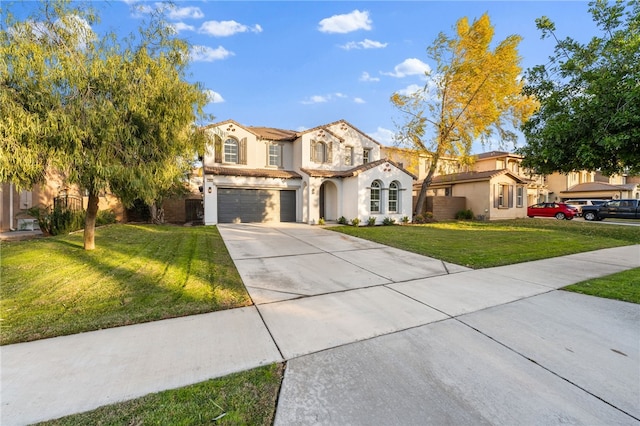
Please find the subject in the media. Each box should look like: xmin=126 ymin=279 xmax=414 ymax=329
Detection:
xmin=0 ymin=224 xmax=250 ymax=345
xmin=331 ymin=219 xmax=640 ymax=268
xmin=36 ymin=363 xmax=284 ymax=426
xmin=564 ymin=268 xmax=640 ymax=304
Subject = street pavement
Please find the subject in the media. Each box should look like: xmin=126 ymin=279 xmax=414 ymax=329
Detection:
xmin=1 ymin=223 xmax=639 ymax=425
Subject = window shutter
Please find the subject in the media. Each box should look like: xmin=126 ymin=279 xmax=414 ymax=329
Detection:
xmin=327 ymin=142 xmax=333 ymax=163
xmin=508 ymin=185 xmax=514 ymax=208
xmin=214 ymin=135 xmax=222 ymax=163
xmin=493 ymin=184 xmax=499 ymax=208
xmin=310 ymin=141 xmax=316 ymax=162
xmin=239 ymin=138 xmax=247 ymax=164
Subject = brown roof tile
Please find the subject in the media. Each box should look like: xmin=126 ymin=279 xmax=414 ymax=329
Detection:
xmin=301 ymin=158 xmax=417 ymax=179
xmin=425 ymin=169 xmax=527 ymax=187
xmin=204 ymin=166 xmax=301 ymax=179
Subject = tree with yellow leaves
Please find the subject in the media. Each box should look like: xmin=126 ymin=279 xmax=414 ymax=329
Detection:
xmin=391 ymin=13 xmax=538 ymax=217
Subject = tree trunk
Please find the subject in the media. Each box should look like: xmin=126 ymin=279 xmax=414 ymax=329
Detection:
xmin=83 ymin=192 xmax=99 ymax=250
xmin=413 ymin=175 xmax=433 ymax=217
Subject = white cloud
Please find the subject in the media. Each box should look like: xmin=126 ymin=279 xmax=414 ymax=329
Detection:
xmin=340 ymin=39 xmax=387 ymax=50
xmin=318 ymin=10 xmax=372 ymax=34
xmin=396 ymin=84 xmax=424 ymax=96
xmin=382 ymin=58 xmax=431 ymax=78
xmin=205 ymin=90 xmax=225 ymax=103
xmin=359 ymin=72 xmax=380 ymax=82
xmin=354 ymin=97 xmax=366 ymax=104
xmin=199 ymin=20 xmax=262 ymax=37
xmin=301 ymin=93 xmax=352 ymax=104
xmin=171 ymin=22 xmax=195 ymax=33
xmin=190 ymin=45 xmax=234 ymax=62
xmin=167 ymin=6 xmax=204 ymax=20
xmin=369 ymin=127 xmax=395 ymax=145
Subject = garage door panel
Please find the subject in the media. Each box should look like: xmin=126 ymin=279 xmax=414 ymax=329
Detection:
xmin=218 ymin=189 xmax=295 ymax=223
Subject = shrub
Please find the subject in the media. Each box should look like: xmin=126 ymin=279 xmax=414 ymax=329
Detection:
xmin=351 ymin=217 xmax=361 ymax=226
xmin=455 ymin=209 xmax=475 ymax=220
xmin=401 ymin=216 xmax=410 ymax=224
xmin=382 ymin=217 xmax=396 ymax=226
xmin=96 ymin=209 xmax=117 ymax=226
xmin=318 ymin=217 xmax=325 ymax=225
xmin=337 ymin=216 xmax=348 ymax=225
xmin=367 ymin=217 xmax=376 ymax=226
xmin=413 ymin=212 xmax=436 ymax=224
xmin=28 ymin=205 xmax=85 ymax=236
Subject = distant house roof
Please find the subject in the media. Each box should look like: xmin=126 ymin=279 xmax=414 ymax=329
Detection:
xmin=422 ymin=169 xmax=528 ymax=188
xmin=560 ymin=182 xmax=636 ymax=193
xmin=204 ymin=166 xmax=301 ymax=179
xmin=301 ymin=158 xmax=417 ymax=180
xmin=475 ymin=151 xmax=523 ymax=160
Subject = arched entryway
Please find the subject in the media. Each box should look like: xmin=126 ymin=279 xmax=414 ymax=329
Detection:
xmin=319 ymin=180 xmax=338 ymax=221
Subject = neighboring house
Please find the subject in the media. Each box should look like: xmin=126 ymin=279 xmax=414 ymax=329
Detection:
xmin=1 ymin=170 xmax=124 ymax=232
xmin=201 ymin=119 xmax=415 ymax=225
xmin=546 ymin=170 xmax=640 ymax=201
xmin=426 ymin=169 xmax=529 ymax=220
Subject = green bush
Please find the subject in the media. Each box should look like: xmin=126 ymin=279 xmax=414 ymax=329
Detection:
xmin=401 ymin=216 xmax=410 ymax=224
xmin=28 ymin=205 xmax=85 ymax=236
xmin=96 ymin=209 xmax=117 ymax=226
xmin=455 ymin=209 xmax=475 ymax=220
xmin=351 ymin=217 xmax=361 ymax=226
xmin=367 ymin=217 xmax=377 ymax=226
xmin=318 ymin=217 xmax=325 ymax=225
xmin=413 ymin=212 xmax=436 ymax=224
xmin=382 ymin=217 xmax=396 ymax=226
xmin=337 ymin=216 xmax=348 ymax=225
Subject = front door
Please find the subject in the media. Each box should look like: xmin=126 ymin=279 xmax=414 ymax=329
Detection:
xmin=319 ymin=183 xmax=326 ymax=220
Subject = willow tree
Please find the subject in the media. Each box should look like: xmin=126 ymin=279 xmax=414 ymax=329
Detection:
xmin=391 ymin=13 xmax=538 ymax=217
xmin=1 ymin=0 xmax=209 ymax=249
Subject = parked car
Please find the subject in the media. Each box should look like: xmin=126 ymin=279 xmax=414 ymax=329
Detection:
xmin=564 ymin=199 xmax=606 ymax=216
xmin=527 ymin=202 xmax=578 ymax=220
xmin=582 ymin=199 xmax=640 ymax=221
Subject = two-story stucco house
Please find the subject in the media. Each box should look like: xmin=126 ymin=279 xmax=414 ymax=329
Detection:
xmin=201 ymin=119 xmax=415 ymax=225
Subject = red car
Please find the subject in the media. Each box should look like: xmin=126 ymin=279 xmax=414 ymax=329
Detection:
xmin=527 ymin=202 xmax=578 ymax=220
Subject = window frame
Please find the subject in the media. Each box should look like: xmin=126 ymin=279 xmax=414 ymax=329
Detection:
xmin=363 ymin=148 xmax=371 ymax=164
xmin=370 ymin=180 xmax=382 ymax=213
xmin=345 ymin=146 xmax=354 ymax=166
xmin=516 ymin=186 xmax=524 ymax=207
xmin=388 ymin=181 xmax=399 ymax=213
xmin=223 ymin=138 xmax=239 ymax=164
xmin=268 ymin=143 xmax=283 ymax=167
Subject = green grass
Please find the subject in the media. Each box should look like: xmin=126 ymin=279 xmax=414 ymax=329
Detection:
xmin=331 ymin=219 xmax=640 ymax=268
xmin=0 ymin=224 xmax=250 ymax=345
xmin=36 ymin=363 xmax=284 ymax=426
xmin=563 ymin=268 xmax=640 ymax=304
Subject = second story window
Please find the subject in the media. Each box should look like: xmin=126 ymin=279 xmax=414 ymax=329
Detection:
xmin=311 ymin=140 xmax=330 ymax=163
xmin=268 ymin=143 xmax=283 ymax=167
xmin=345 ymin=146 xmax=354 ymax=166
xmin=224 ymin=138 xmax=238 ymax=163
xmin=363 ymin=148 xmax=371 ymax=164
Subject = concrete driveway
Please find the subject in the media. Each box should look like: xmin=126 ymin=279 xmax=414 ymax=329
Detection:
xmin=219 ymin=223 xmax=640 ymax=425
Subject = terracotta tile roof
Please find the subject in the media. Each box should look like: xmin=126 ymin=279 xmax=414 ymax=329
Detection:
xmin=204 ymin=166 xmax=301 ymax=179
xmin=247 ymin=126 xmax=298 ymax=141
xmin=297 ymin=119 xmax=380 ymax=146
xmin=301 ymin=158 xmax=417 ymax=180
xmin=423 ymin=169 xmax=527 ymax=187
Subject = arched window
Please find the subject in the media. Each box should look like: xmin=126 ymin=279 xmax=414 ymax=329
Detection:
xmin=388 ymin=181 xmax=399 ymax=213
xmin=370 ymin=180 xmax=381 ymax=213
xmin=224 ymin=138 xmax=238 ymax=163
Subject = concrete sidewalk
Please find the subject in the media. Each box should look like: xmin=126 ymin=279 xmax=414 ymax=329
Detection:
xmin=1 ymin=223 xmax=639 ymax=425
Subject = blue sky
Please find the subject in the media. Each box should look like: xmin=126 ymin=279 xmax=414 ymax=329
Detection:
xmin=12 ymin=1 xmax=599 ymax=152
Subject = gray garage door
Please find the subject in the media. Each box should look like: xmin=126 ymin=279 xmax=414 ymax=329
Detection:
xmin=218 ymin=189 xmax=296 ymax=223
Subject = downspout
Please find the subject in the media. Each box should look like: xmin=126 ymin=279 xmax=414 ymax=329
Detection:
xmin=9 ymin=183 xmax=16 ymax=230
